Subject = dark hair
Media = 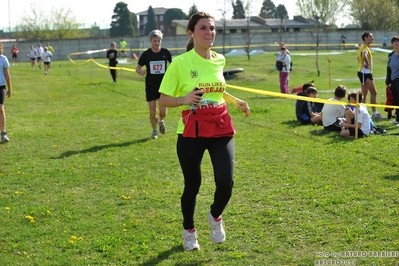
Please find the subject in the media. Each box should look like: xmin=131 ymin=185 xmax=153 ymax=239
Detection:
xmin=361 ymin=32 xmax=372 ymax=41
xmin=302 ymin=82 xmax=314 ymax=92
xmin=305 ymin=87 xmax=317 ymax=95
xmin=391 ymin=35 xmax=399 ymax=44
xmin=348 ymin=91 xmax=363 ymax=102
xmin=186 ymin=12 xmax=215 ymax=51
xmin=334 ymin=85 xmax=347 ymax=98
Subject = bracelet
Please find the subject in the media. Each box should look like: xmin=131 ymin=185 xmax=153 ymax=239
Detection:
xmin=177 ymin=97 xmax=180 ymax=106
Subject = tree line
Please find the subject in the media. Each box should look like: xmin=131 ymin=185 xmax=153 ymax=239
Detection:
xmin=12 ymin=0 xmax=399 ymax=41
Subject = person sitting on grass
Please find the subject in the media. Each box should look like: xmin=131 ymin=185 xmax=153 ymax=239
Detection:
xmin=321 ymin=85 xmax=347 ymax=131
xmin=295 ymin=82 xmax=314 ymax=121
xmin=298 ymin=86 xmax=322 ymax=125
xmin=339 ymin=91 xmax=371 ymax=138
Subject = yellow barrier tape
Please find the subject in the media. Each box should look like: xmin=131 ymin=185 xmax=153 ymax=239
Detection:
xmin=226 ymin=84 xmax=399 ymax=110
xmin=67 ymin=55 xmax=92 ymax=66
xmin=67 ymin=49 xmax=399 ymax=110
xmin=67 ymin=52 xmax=137 ymax=72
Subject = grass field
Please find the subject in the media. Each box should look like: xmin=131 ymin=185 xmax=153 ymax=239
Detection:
xmin=1 ymin=49 xmax=399 ymax=265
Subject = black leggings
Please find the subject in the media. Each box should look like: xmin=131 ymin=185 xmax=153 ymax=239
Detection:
xmin=177 ymin=134 xmax=235 ymax=229
xmin=109 ymin=64 xmax=117 ymax=82
xmin=391 ymin=79 xmax=399 ymax=121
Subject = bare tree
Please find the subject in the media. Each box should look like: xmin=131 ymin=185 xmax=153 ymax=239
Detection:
xmin=296 ymin=0 xmax=346 ymax=25
xmin=52 ymin=8 xmax=81 ymax=39
xmin=15 ymin=4 xmax=85 ymax=40
xmin=231 ymin=0 xmax=258 ymax=60
xmin=296 ymin=0 xmax=346 ymax=76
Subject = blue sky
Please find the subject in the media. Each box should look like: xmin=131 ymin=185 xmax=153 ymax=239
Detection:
xmin=1 ymin=0 xmax=354 ymax=31
xmin=1 ymin=0 xmax=297 ymax=30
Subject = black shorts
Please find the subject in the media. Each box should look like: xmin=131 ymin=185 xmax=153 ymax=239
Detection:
xmin=12 ymin=54 xmax=17 ymax=59
xmin=146 ymin=88 xmax=161 ymax=102
xmin=357 ymin=72 xmax=373 ymax=85
xmin=324 ymin=118 xmax=342 ymax=132
xmin=0 ymin=85 xmax=6 ymax=105
xmin=44 ymin=62 xmax=50 ymax=65
xmin=348 ymin=127 xmax=366 ymax=137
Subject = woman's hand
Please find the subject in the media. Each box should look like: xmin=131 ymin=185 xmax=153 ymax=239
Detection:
xmin=223 ymin=91 xmax=250 ymax=117
xmin=235 ymin=99 xmax=250 ymax=117
xmin=181 ymin=88 xmax=203 ymax=106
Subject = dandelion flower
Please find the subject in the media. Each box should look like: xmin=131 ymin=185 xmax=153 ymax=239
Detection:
xmin=5 ymin=207 xmax=10 ymax=210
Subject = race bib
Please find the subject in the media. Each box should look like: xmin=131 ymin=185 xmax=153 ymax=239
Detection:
xmin=149 ymin=61 xmax=166 ymax=74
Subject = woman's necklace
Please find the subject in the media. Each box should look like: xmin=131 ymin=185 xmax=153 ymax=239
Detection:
xmin=190 ymin=49 xmax=212 ymax=87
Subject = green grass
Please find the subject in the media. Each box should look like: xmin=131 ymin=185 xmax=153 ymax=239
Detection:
xmin=1 ymin=50 xmax=399 ymax=265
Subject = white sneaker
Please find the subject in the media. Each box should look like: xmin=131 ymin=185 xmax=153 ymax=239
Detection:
xmin=390 ymin=120 xmax=399 ymax=125
xmin=1 ymin=132 xmax=9 ymax=142
xmin=207 ymin=211 xmax=226 ymax=244
xmin=158 ymin=121 xmax=166 ymax=134
xmin=182 ymin=228 xmax=200 ymax=251
xmin=151 ymin=130 xmax=158 ymax=139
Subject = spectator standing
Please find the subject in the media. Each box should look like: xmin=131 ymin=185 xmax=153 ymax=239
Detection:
xmin=0 ymin=42 xmax=12 ymax=142
xmin=10 ymin=45 xmax=19 ymax=66
xmin=276 ymin=46 xmax=291 ymax=94
xmin=383 ymin=36 xmax=387 ymax=47
xmin=341 ymin=34 xmax=347 ymax=50
xmin=136 ymin=30 xmax=172 ymax=139
xmin=357 ymin=32 xmax=383 ymax=119
xmin=386 ymin=36 xmax=399 ymax=125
